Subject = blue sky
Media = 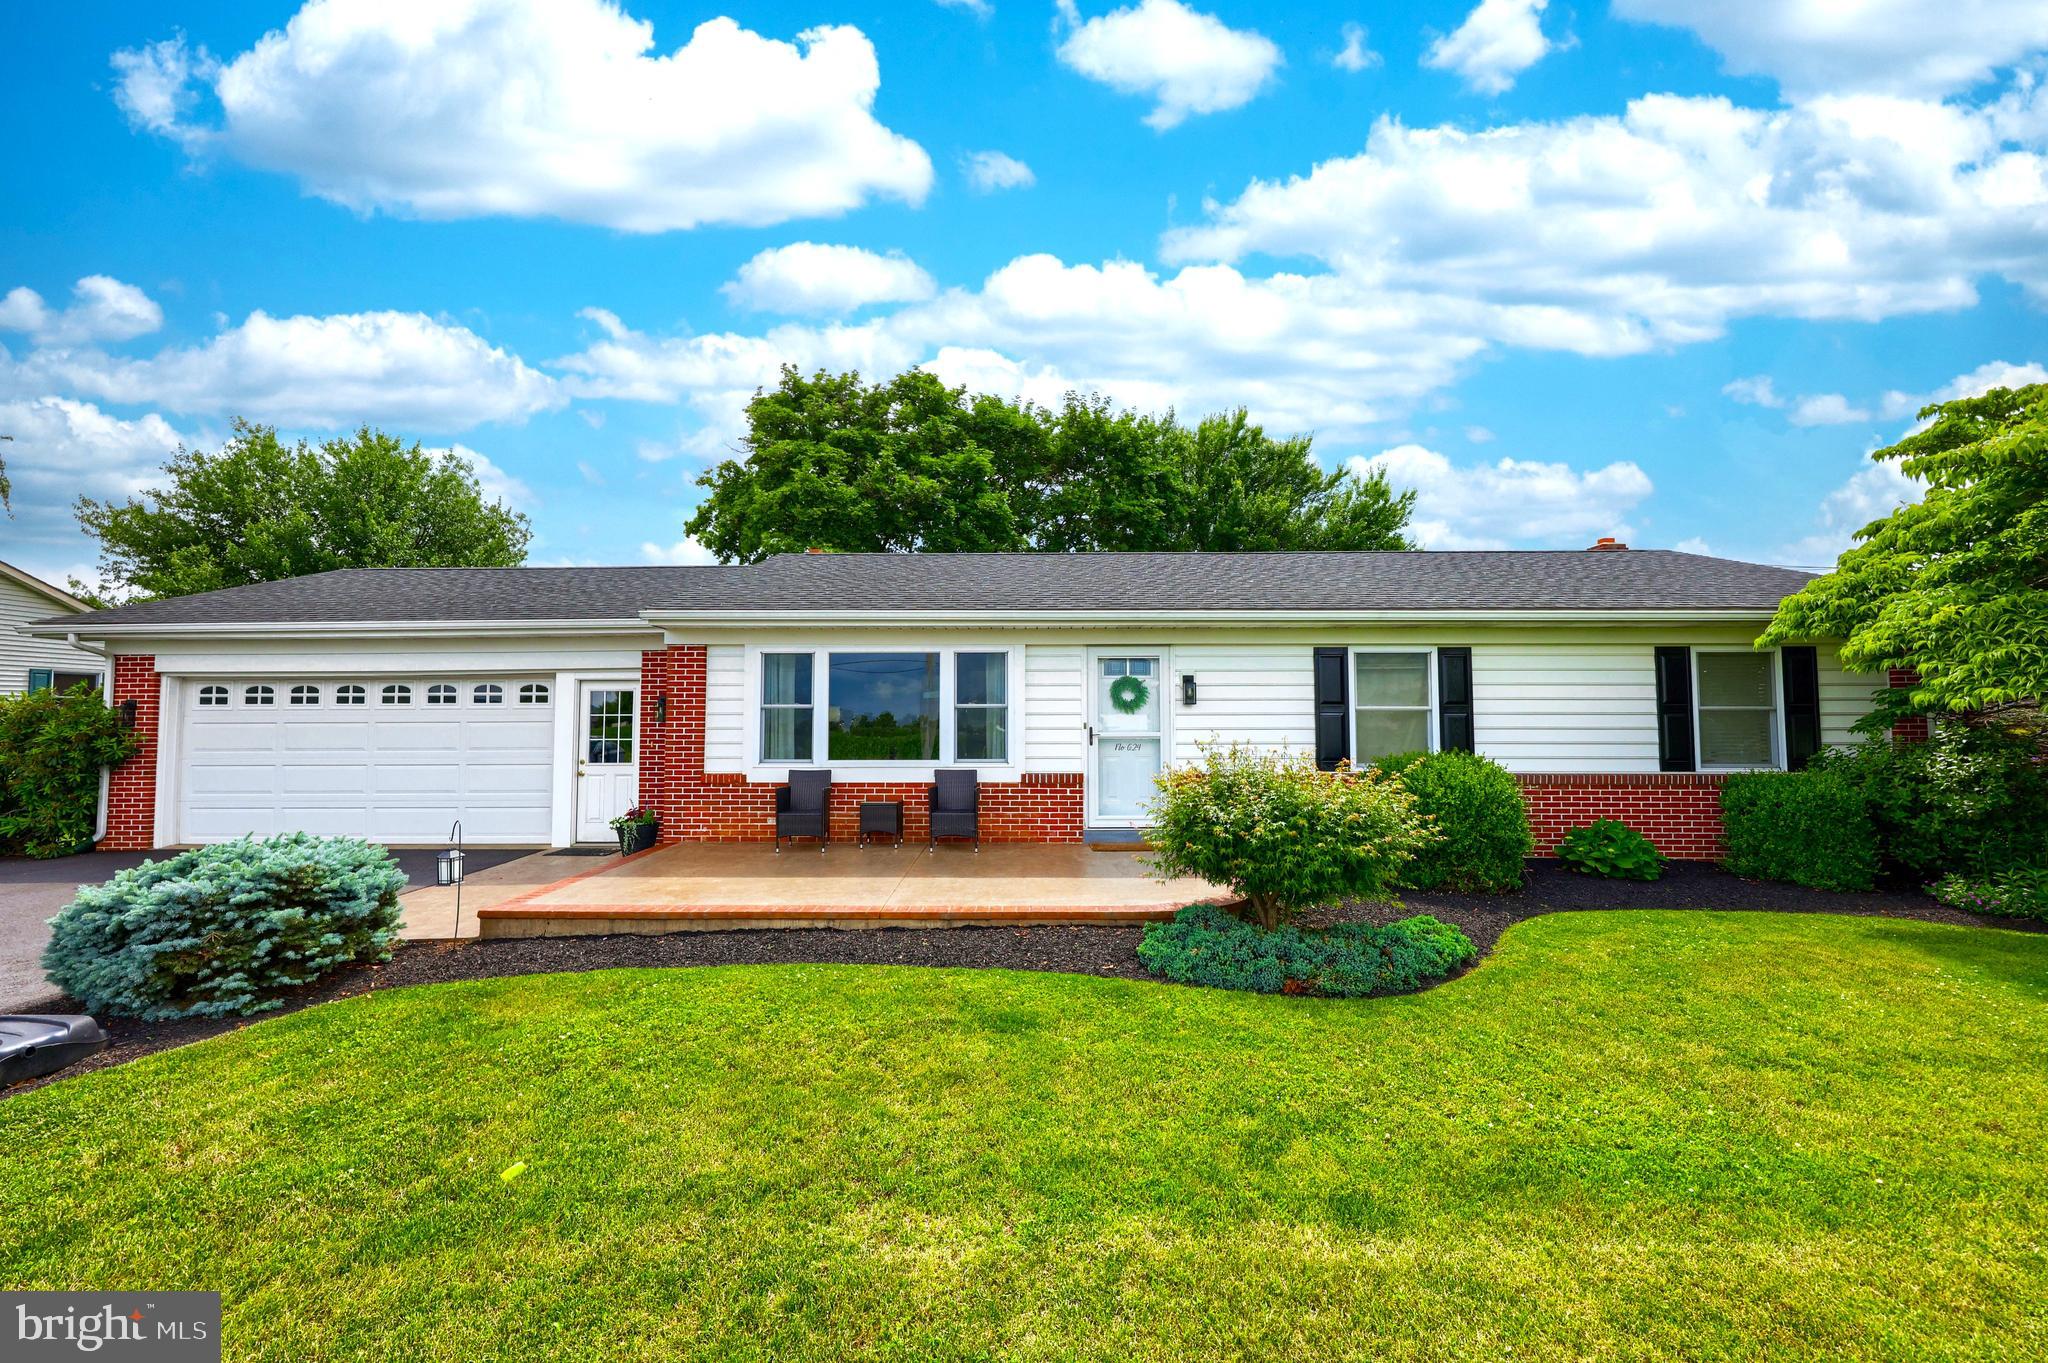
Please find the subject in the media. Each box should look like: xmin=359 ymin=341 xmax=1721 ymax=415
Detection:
xmin=3 ymin=0 xmax=2045 ymax=585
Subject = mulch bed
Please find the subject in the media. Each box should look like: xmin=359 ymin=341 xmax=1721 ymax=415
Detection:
xmin=7 ymin=862 xmax=2037 ymax=1098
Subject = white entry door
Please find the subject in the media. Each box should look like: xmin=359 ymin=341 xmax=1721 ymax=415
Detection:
xmin=1089 ymin=652 xmax=1165 ymax=826
xmin=575 ymin=683 xmax=640 ymax=842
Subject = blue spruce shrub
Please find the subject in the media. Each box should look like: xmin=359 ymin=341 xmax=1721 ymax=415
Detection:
xmin=43 ymin=834 xmax=408 ymax=1020
xmin=1137 ymin=903 xmax=1477 ymax=998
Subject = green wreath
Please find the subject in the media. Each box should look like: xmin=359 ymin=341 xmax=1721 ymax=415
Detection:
xmin=1108 ymin=674 xmax=1150 ymax=715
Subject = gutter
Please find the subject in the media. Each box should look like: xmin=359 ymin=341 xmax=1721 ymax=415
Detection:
xmin=636 ymin=607 xmax=1784 ymax=627
xmin=18 ymin=617 xmax=657 ymax=642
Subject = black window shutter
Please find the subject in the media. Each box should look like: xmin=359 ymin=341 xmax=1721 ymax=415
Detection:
xmin=1781 ymin=645 xmax=1822 ymax=770
xmin=1438 ymin=647 xmax=1474 ymax=752
xmin=1313 ymin=647 xmax=1349 ymax=770
xmin=1654 ymin=646 xmax=1695 ymax=773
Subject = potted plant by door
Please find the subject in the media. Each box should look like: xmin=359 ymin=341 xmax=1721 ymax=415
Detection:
xmin=610 ymin=805 xmax=659 ymax=855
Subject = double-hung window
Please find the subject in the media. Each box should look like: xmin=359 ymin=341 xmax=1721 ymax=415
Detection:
xmin=1695 ymin=650 xmax=1779 ymax=769
xmin=761 ymin=654 xmax=815 ymax=762
xmin=1352 ymin=651 xmax=1432 ymax=765
xmin=757 ymin=648 xmax=1011 ymax=766
xmin=954 ymin=652 xmax=1008 ymax=762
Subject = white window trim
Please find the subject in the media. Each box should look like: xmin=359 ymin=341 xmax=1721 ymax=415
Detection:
xmin=744 ymin=643 xmax=1022 ymax=780
xmin=1693 ymin=646 xmax=1785 ymax=772
xmin=1348 ymin=645 xmax=1438 ymax=765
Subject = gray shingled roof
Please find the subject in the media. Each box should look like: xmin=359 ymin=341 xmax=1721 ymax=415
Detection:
xmin=37 ymin=552 xmax=1813 ymax=629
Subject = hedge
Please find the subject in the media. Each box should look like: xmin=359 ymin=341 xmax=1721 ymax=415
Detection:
xmin=1720 ymin=771 xmax=1879 ymax=892
xmin=1373 ymin=750 xmax=1532 ymax=892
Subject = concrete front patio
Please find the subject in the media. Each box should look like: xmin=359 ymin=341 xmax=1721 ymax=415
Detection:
xmin=475 ymin=842 xmax=1232 ymax=937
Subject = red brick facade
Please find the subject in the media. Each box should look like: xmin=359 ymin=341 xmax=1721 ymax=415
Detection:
xmin=638 ymin=644 xmax=1085 ymax=844
xmin=101 ymin=654 xmax=161 ymax=851
xmin=1517 ymin=772 xmax=1727 ymax=861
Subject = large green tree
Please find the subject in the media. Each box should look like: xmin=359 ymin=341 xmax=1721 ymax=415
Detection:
xmin=76 ymin=421 xmax=531 ymax=600
xmin=687 ymin=368 xmax=1414 ymax=561
xmin=1761 ymin=382 xmax=2047 ymax=724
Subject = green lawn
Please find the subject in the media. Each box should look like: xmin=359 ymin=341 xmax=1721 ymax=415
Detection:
xmin=3 ymin=911 xmax=2045 ymax=1361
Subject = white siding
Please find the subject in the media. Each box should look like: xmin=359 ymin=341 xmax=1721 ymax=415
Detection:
xmin=1024 ymin=644 xmax=1086 ymax=771
xmin=1169 ymin=644 xmax=1315 ymax=763
xmin=703 ymin=643 xmax=747 ymax=773
xmin=1471 ymin=644 xmax=1661 ymax=773
xmin=1818 ymin=646 xmax=1881 ymax=749
xmin=0 ymin=575 xmax=101 ymax=694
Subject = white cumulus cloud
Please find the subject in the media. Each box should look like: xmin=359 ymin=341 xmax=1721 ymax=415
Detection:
xmin=0 ymin=396 xmax=192 ymax=580
xmin=722 ymin=243 xmax=936 ymax=315
xmin=1056 ymin=0 xmax=1283 ymax=130
xmin=962 ymin=150 xmax=1036 ymax=193
xmin=1350 ymin=443 xmax=1653 ymax=548
xmin=1613 ymin=0 xmax=2048 ymax=99
xmin=9 ymin=309 xmax=561 ymax=431
xmin=0 ymin=276 xmax=164 ymax=346
xmin=1331 ymin=23 xmax=1381 ymax=74
xmin=1788 ymin=392 xmax=1873 ymax=426
xmin=640 ymin=536 xmax=721 ymax=565
xmin=1164 ymin=91 xmax=2048 ymax=349
xmin=1424 ymin=0 xmax=1558 ymax=96
xmin=1722 ymin=375 xmax=1785 ymax=409
xmin=110 ymin=1 xmax=932 ymax=232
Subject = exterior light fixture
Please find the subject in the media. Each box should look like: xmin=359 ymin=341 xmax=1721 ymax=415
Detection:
xmin=656 ymin=692 xmax=669 ymax=725
xmin=438 ymin=821 xmax=466 ymax=940
xmin=1181 ymin=674 xmax=1197 ymax=707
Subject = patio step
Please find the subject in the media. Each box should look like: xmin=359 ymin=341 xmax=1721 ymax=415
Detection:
xmin=476 ymin=904 xmax=1180 ymax=938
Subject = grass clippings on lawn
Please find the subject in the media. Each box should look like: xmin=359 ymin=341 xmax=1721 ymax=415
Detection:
xmin=2 ymin=909 xmax=2045 ymax=1361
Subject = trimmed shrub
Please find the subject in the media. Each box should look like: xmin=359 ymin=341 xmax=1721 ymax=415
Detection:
xmin=1137 ymin=903 xmax=1477 ymax=997
xmin=1720 ymin=771 xmax=1879 ymax=892
xmin=1372 ymin=750 xmax=1532 ymax=893
xmin=1149 ymin=746 xmax=1433 ymax=930
xmin=1931 ymin=868 xmax=2048 ymax=922
xmin=43 ymin=834 xmax=408 ymax=1020
xmin=0 ymin=685 xmax=139 ymax=857
xmin=1556 ymin=819 xmax=1666 ymax=881
xmin=1812 ymin=725 xmax=2048 ymax=879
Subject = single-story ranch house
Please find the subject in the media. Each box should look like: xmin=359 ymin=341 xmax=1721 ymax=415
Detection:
xmin=22 ymin=546 xmax=1893 ymax=858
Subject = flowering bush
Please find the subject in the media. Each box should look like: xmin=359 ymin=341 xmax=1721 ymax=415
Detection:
xmin=1148 ymin=746 xmax=1433 ymax=930
xmin=1931 ymin=868 xmax=2048 ymax=922
xmin=609 ymin=805 xmax=657 ymax=832
xmin=43 ymin=834 xmax=406 ymax=1020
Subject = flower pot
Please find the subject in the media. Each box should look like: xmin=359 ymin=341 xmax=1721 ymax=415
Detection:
xmin=617 ymin=821 xmax=658 ymax=855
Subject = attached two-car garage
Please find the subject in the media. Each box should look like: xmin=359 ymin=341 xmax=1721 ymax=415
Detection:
xmin=172 ymin=676 xmax=558 ymax=845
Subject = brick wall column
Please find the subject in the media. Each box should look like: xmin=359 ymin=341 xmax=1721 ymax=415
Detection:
xmin=1888 ymin=667 xmax=1931 ymax=744
xmin=102 ymin=654 xmax=161 ymax=851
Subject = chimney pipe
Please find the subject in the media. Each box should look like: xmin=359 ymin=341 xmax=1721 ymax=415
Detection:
xmin=1587 ymin=536 xmax=1627 ymax=552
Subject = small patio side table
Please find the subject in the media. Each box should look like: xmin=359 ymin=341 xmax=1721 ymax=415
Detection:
xmin=858 ymin=800 xmax=904 ymax=848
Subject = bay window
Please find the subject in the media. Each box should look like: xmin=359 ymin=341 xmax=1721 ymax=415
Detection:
xmin=756 ymin=647 xmax=1012 ymax=766
xmin=1353 ymin=651 xmax=1432 ymax=765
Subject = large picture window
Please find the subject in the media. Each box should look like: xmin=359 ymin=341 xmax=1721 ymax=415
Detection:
xmin=761 ymin=653 xmax=814 ymax=762
xmin=828 ymin=652 xmax=939 ymax=761
xmin=955 ymin=652 xmax=1009 ymax=762
xmin=755 ymin=648 xmax=1012 ymax=766
xmin=1695 ymin=651 xmax=1778 ymax=768
xmin=1353 ymin=652 xmax=1431 ymax=765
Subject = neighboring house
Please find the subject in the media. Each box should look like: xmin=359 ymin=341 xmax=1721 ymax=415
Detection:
xmin=1 ymin=558 xmax=104 ymax=696
xmin=23 ymin=545 xmax=1883 ymax=857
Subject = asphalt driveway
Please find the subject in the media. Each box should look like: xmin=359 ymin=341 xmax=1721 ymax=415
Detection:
xmin=0 ymin=847 xmax=534 ymax=1012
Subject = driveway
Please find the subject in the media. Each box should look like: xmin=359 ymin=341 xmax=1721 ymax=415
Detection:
xmin=0 ymin=847 xmax=536 ymax=1012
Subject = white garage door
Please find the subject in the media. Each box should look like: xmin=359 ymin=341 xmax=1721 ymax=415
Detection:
xmin=176 ymin=677 xmax=556 ymax=845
